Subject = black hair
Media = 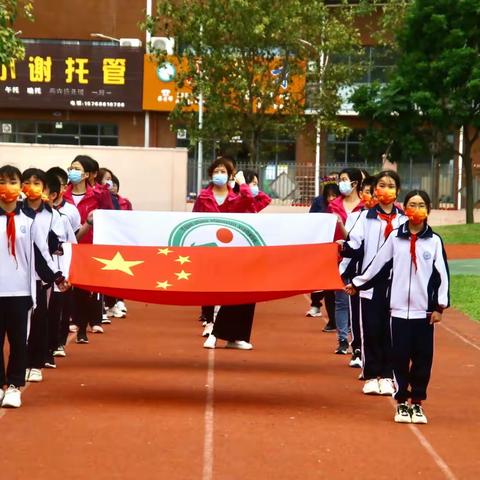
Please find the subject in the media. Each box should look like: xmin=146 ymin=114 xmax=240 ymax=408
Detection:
xmin=72 ymin=155 xmax=96 ymax=173
xmin=244 ymin=169 xmax=258 ymax=185
xmin=322 ymin=182 xmax=340 ymax=205
xmin=339 ymin=167 xmax=363 ymax=193
xmin=21 ymin=168 xmax=47 ymax=186
xmin=374 ymin=170 xmax=401 ymax=191
xmin=45 ymin=172 xmax=61 ymax=196
xmin=360 ymin=168 xmax=370 ymax=180
xmin=0 ymin=164 xmax=22 ymax=181
xmin=46 ymin=167 xmax=68 ymax=186
xmin=361 ymin=176 xmax=375 ymax=193
xmin=112 ymin=174 xmax=120 ymax=191
xmin=207 ymin=158 xmax=234 ymax=178
xmin=403 ymin=190 xmax=432 ymax=213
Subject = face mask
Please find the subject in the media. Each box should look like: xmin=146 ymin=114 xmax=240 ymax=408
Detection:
xmin=22 ymin=184 xmax=44 ymax=200
xmin=361 ymin=192 xmax=377 ymax=209
xmin=0 ymin=183 xmax=21 ymax=203
xmin=375 ymin=187 xmax=397 ymax=205
xmin=212 ymin=173 xmax=228 ymax=186
xmin=105 ymin=179 xmax=113 ymax=190
xmin=405 ymin=207 xmax=428 ymax=225
xmin=228 ymin=180 xmax=236 ymax=189
xmin=250 ymin=185 xmax=259 ymax=197
xmin=339 ymin=180 xmax=353 ymax=196
xmin=68 ymin=169 xmax=83 ymax=185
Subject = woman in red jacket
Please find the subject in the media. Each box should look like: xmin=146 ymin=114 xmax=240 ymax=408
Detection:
xmin=63 ymin=156 xmax=106 ymax=343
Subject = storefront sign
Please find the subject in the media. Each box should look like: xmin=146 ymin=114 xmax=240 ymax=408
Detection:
xmin=0 ymin=43 xmax=143 ymax=111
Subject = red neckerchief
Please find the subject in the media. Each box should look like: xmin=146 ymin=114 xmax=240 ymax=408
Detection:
xmin=410 ymin=233 xmax=418 ymax=272
xmin=5 ymin=211 xmax=16 ymax=259
xmin=377 ymin=212 xmax=397 ymax=239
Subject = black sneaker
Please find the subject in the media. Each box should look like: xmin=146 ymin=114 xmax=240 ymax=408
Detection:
xmin=349 ymin=349 xmax=362 ymax=368
xmin=322 ymin=324 xmax=336 ymax=333
xmin=76 ymin=333 xmax=89 ymax=344
xmin=394 ymin=403 xmax=412 ymax=423
xmin=335 ymin=340 xmax=349 ymax=355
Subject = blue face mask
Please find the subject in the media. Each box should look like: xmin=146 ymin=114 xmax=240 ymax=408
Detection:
xmin=339 ymin=180 xmax=353 ymax=196
xmin=250 ymin=185 xmax=259 ymax=197
xmin=68 ymin=169 xmax=83 ymax=185
xmin=212 ymin=173 xmax=228 ymax=186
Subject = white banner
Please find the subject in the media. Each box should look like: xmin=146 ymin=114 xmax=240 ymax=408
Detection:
xmin=93 ymin=211 xmax=336 ymax=247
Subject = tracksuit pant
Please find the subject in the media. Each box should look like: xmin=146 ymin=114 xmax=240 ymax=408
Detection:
xmin=212 ymin=304 xmax=256 ymax=342
xmin=349 ymin=293 xmax=361 ymax=352
xmin=311 ymin=291 xmax=336 ymax=328
xmin=47 ymin=290 xmax=73 ymax=352
xmin=0 ymin=296 xmax=32 ymax=388
xmin=391 ymin=316 xmax=434 ymax=403
xmin=73 ymin=288 xmax=102 ymax=335
xmin=360 ymin=284 xmax=392 ymax=380
xmin=27 ymin=281 xmax=49 ymax=369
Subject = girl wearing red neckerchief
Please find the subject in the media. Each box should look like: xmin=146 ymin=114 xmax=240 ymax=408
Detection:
xmin=346 ymin=190 xmax=449 ymax=424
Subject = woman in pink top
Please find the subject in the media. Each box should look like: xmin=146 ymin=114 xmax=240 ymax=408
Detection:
xmin=327 ymin=168 xmax=364 ymax=355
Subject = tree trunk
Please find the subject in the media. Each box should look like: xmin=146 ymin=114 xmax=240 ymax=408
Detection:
xmin=463 ymin=137 xmax=474 ymax=224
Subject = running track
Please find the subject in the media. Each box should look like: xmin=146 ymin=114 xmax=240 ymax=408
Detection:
xmin=1 ymin=245 xmax=479 ymax=479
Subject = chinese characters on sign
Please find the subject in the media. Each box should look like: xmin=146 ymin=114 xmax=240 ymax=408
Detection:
xmin=0 ymin=44 xmax=143 ymax=111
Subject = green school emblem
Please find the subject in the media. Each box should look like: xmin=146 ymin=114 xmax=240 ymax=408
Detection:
xmin=168 ymin=217 xmax=266 ymax=247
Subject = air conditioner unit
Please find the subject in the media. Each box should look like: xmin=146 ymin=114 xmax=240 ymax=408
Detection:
xmin=119 ymin=38 xmax=142 ymax=48
xmin=151 ymin=36 xmax=175 ymax=55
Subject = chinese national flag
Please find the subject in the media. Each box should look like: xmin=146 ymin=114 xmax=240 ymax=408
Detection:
xmin=68 ymin=243 xmax=343 ymax=305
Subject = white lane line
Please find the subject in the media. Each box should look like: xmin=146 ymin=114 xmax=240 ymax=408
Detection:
xmin=202 ymin=349 xmax=215 ymax=480
xmin=439 ymin=323 xmax=480 ymax=352
xmin=389 ymin=398 xmax=457 ymax=480
xmin=408 ymin=424 xmax=458 ymax=480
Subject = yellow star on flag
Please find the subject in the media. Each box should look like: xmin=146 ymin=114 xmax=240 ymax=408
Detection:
xmin=175 ymin=255 xmax=191 ymax=265
xmin=156 ymin=280 xmax=172 ymax=290
xmin=175 ymin=270 xmax=191 ymax=280
xmin=93 ymin=252 xmax=144 ymax=276
xmin=158 ymin=248 xmax=173 ymax=256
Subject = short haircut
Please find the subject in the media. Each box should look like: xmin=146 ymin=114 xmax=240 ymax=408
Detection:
xmin=374 ymin=170 xmax=401 ymax=191
xmin=339 ymin=167 xmax=363 ymax=193
xmin=403 ymin=190 xmax=432 ymax=213
xmin=46 ymin=167 xmax=68 ymax=185
xmin=45 ymin=172 xmax=61 ymax=196
xmin=0 ymin=165 xmax=22 ymax=182
xmin=21 ymin=167 xmax=47 ymax=186
xmin=361 ymin=176 xmax=376 ymax=192
xmin=72 ymin=155 xmax=96 ymax=173
xmin=244 ymin=169 xmax=258 ymax=185
xmin=207 ymin=158 xmax=234 ymax=178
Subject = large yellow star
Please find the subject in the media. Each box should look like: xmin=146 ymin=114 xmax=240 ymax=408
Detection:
xmin=175 ymin=255 xmax=191 ymax=265
xmin=175 ymin=270 xmax=191 ymax=280
xmin=93 ymin=252 xmax=144 ymax=276
xmin=158 ymin=248 xmax=173 ymax=256
xmin=156 ymin=280 xmax=172 ymax=290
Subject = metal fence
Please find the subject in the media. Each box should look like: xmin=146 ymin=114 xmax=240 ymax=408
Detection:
xmin=187 ymin=154 xmax=480 ymax=209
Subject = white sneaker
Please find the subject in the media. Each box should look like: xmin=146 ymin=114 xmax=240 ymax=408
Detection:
xmin=411 ymin=404 xmax=428 ymax=424
xmin=394 ymin=403 xmax=412 ymax=423
xmin=25 ymin=368 xmax=30 ymax=381
xmin=202 ymin=322 xmax=214 ymax=337
xmin=362 ymin=379 xmax=381 ymax=395
xmin=225 ymin=340 xmax=253 ymax=350
xmin=91 ymin=325 xmax=104 ymax=334
xmin=69 ymin=324 xmax=78 ymax=333
xmin=1 ymin=385 xmax=21 ymax=408
xmin=305 ymin=306 xmax=322 ymax=317
xmin=203 ymin=334 xmax=217 ymax=349
xmin=116 ymin=300 xmax=127 ymax=313
xmin=53 ymin=346 xmax=66 ymax=357
xmin=379 ymin=378 xmax=396 ymax=396
xmin=102 ymin=313 xmax=112 ymax=324
xmin=27 ymin=368 xmax=43 ymax=382
xmin=107 ymin=306 xmax=124 ymax=318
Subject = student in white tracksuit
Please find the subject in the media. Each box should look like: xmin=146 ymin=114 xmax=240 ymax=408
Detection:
xmin=346 ymin=190 xmax=449 ymax=424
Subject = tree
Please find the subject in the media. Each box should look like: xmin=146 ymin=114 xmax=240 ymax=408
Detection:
xmin=144 ymin=0 xmax=364 ymax=164
xmin=0 ymin=1 xmax=34 ymax=66
xmin=353 ymin=0 xmax=480 ymax=223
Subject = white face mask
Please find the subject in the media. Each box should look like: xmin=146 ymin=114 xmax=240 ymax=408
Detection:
xmin=339 ymin=180 xmax=353 ymax=196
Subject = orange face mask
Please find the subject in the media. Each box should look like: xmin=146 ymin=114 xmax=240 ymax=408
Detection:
xmin=405 ymin=207 xmax=428 ymax=225
xmin=0 ymin=183 xmax=21 ymax=203
xmin=375 ymin=187 xmax=397 ymax=205
xmin=361 ymin=192 xmax=378 ymax=209
xmin=22 ymin=184 xmax=44 ymax=200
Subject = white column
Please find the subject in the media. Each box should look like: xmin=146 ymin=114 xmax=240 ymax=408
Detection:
xmin=457 ymin=126 xmax=464 ymax=210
